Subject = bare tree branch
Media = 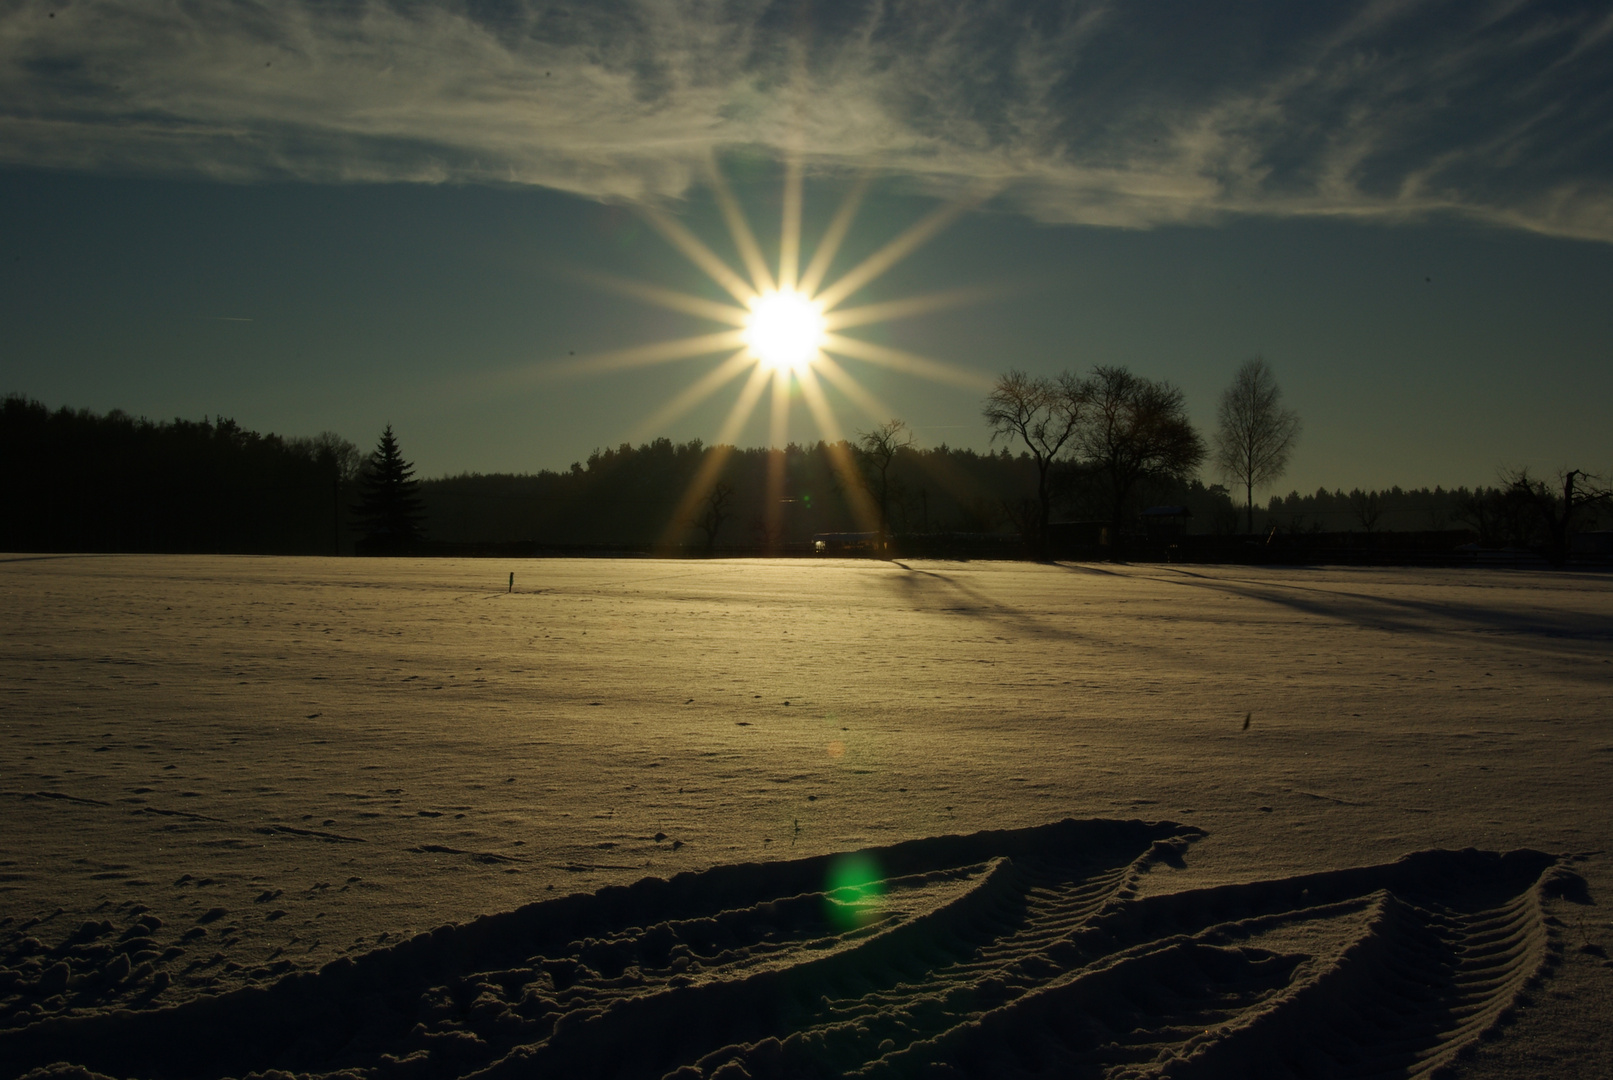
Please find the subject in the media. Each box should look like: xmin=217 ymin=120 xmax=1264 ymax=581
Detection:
xmin=982 ymin=370 xmax=1083 ymax=555
xmin=1213 ymin=357 xmax=1301 ymax=533
xmin=691 ymin=480 xmax=733 ymax=554
xmin=1504 ymin=467 xmax=1613 ymax=566
xmin=1076 ymin=366 xmax=1206 ymax=555
xmin=855 ymin=419 xmax=914 ymax=552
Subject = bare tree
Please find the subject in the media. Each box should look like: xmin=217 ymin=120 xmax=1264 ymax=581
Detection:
xmin=982 ymin=370 xmax=1084 ymax=555
xmin=1455 ymin=484 xmax=1537 ymax=548
xmin=691 ymin=480 xmax=733 ymax=554
xmin=1214 ymin=357 xmax=1301 ymax=533
xmin=1504 ymin=468 xmax=1613 ymax=566
xmin=1349 ymin=489 xmax=1382 ymax=533
xmin=1075 ymin=365 xmax=1205 ymax=555
xmin=855 ymin=419 xmax=914 ymax=551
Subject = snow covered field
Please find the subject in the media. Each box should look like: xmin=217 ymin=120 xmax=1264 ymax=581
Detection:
xmin=2 ymin=555 xmax=1610 ymax=1078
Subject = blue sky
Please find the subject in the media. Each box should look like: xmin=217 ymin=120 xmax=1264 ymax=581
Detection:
xmin=3 ymin=0 xmax=1612 ymax=495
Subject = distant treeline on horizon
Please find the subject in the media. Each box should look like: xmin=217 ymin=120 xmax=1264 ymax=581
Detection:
xmin=0 ymin=394 xmax=1577 ymax=556
xmin=2 ymin=395 xmax=354 ymax=555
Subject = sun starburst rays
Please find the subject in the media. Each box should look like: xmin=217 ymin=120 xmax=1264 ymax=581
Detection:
xmin=572 ymin=268 xmax=750 ymax=327
xmin=629 ymin=347 xmax=753 ymax=443
xmin=558 ymin=161 xmax=994 ymax=546
xmin=779 ymin=158 xmax=803 ymax=293
xmin=810 ymin=354 xmax=899 ymax=428
xmin=809 ymin=193 xmax=985 ymax=312
xmin=550 ymin=329 xmax=749 ymax=376
xmin=822 ymin=284 xmax=1005 ymax=333
xmin=639 ymin=205 xmax=758 ymax=306
xmin=799 ymin=176 xmax=868 ymax=298
xmin=709 ymin=164 xmax=778 ymax=298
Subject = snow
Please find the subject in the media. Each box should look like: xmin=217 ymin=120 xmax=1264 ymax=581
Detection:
xmin=2 ymin=555 xmax=1610 ymax=1078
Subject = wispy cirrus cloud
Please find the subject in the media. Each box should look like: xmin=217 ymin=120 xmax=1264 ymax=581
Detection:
xmin=4 ymin=0 xmax=1612 ymax=240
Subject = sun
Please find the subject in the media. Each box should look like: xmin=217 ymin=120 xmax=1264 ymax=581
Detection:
xmin=548 ymin=158 xmax=999 ymax=546
xmin=745 ymin=289 xmax=825 ymax=373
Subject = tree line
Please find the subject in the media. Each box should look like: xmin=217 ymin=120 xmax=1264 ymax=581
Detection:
xmin=5 ymin=367 xmax=1606 ymax=561
xmin=0 ymin=390 xmax=1225 ymax=557
xmin=0 ymin=394 xmax=360 ymax=554
xmin=977 ymin=358 xmax=1311 ymax=557
xmin=417 ymin=436 xmax=1229 ymax=553
xmin=982 ymin=364 xmax=1211 ymax=557
xmin=979 ymin=358 xmax=1608 ymax=564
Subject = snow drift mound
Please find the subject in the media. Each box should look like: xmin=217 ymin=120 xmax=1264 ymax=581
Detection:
xmin=0 ymin=819 xmax=1567 ymax=1080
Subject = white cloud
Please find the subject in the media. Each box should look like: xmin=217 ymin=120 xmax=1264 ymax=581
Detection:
xmin=3 ymin=0 xmax=1611 ymax=240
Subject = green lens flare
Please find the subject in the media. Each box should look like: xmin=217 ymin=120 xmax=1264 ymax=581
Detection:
xmin=824 ymin=852 xmax=885 ymax=930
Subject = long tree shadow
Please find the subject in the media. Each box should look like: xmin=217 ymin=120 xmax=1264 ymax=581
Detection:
xmin=1045 ymin=561 xmax=1126 ymax=577
xmin=1148 ymin=566 xmax=1613 ymax=650
xmin=880 ymin=562 xmax=1100 ymax=645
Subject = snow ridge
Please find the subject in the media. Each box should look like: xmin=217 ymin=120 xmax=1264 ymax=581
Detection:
xmin=0 ymin=821 xmax=1564 ymax=1080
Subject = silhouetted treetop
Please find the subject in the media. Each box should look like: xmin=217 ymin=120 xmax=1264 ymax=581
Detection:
xmin=1214 ymin=357 xmax=1300 ymax=534
xmin=1502 ymin=468 xmax=1612 ymax=566
xmin=982 ymin=370 xmax=1084 ymax=554
xmin=0 ymin=393 xmax=355 ymax=554
xmin=856 ymin=419 xmax=915 ymax=549
xmin=352 ymin=425 xmax=425 ymax=555
xmin=1074 ymin=365 xmax=1205 ymax=554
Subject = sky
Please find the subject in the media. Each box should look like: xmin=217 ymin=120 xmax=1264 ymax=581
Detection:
xmin=3 ymin=0 xmax=1612 ymax=496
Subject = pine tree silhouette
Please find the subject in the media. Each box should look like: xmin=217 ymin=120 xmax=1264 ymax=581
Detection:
xmin=352 ymin=425 xmax=425 ymax=554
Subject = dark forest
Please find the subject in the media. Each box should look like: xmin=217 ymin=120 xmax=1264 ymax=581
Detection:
xmin=3 ymin=395 xmax=1606 ymax=561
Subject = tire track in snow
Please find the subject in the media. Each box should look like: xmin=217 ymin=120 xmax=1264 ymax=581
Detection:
xmin=0 ymin=821 xmax=1574 ymax=1080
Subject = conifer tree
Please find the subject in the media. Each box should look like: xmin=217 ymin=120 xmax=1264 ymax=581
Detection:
xmin=352 ymin=425 xmax=425 ymax=554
